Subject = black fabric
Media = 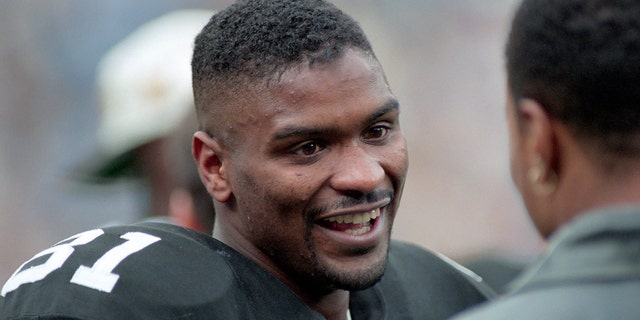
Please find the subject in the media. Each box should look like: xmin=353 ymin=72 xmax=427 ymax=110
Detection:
xmin=362 ymin=242 xmax=494 ymax=319
xmin=0 ymin=222 xmax=493 ymax=319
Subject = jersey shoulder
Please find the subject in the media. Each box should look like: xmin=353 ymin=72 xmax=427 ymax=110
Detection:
xmin=376 ymin=240 xmax=496 ymax=318
xmin=0 ymin=222 xmax=237 ymax=319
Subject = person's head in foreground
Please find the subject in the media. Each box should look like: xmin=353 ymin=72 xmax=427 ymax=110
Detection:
xmin=453 ymin=0 xmax=640 ymax=318
xmin=505 ymin=0 xmax=640 ymax=237
xmin=192 ymin=0 xmax=407 ymax=301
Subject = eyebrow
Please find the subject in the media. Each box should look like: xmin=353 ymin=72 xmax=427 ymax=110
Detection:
xmin=272 ymin=98 xmax=400 ymax=141
xmin=367 ymin=98 xmax=399 ymax=124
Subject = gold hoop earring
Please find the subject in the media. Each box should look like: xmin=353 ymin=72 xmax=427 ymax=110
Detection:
xmin=527 ymin=156 xmax=558 ymax=196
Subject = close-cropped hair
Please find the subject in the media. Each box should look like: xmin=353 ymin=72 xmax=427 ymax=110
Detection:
xmin=506 ymin=0 xmax=640 ymax=156
xmin=191 ymin=0 xmax=376 ymax=137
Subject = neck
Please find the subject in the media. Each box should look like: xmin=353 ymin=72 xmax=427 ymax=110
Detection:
xmin=298 ymin=288 xmax=350 ymax=320
xmin=553 ymin=151 xmax=640 ymax=229
xmin=250 ymin=250 xmax=351 ymax=319
xmin=213 ymin=218 xmax=351 ymax=320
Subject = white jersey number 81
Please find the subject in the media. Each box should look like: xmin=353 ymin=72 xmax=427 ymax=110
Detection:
xmin=1 ymin=229 xmax=160 ymax=296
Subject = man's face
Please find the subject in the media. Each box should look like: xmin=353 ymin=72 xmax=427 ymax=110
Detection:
xmin=219 ymin=49 xmax=408 ymax=291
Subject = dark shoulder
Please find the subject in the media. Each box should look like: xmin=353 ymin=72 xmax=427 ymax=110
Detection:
xmin=388 ymin=241 xmax=485 ymax=284
xmin=0 ymin=222 xmax=237 ymax=319
xmin=377 ymin=240 xmax=495 ymax=319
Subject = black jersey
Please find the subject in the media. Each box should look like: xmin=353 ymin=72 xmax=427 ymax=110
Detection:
xmin=0 ymin=222 xmax=493 ymax=319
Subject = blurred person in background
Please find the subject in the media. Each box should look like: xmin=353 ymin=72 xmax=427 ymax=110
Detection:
xmin=79 ymin=9 xmax=215 ymax=234
xmin=453 ymin=0 xmax=640 ymax=318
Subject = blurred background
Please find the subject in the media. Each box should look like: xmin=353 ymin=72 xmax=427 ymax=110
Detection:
xmin=0 ymin=0 xmax=543 ymax=285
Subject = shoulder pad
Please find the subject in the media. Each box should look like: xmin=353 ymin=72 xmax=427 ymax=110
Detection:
xmin=1 ymin=223 xmax=236 ymax=319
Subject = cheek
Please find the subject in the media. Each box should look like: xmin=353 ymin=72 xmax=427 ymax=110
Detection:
xmin=236 ymin=171 xmax=308 ymax=249
xmin=382 ymin=134 xmax=409 ymax=171
xmin=385 ymin=137 xmax=409 ymax=182
xmin=237 ymin=166 xmax=314 ymax=219
xmin=398 ymin=143 xmax=409 ymax=175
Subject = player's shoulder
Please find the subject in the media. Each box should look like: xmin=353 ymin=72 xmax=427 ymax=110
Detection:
xmin=0 ymin=222 xmax=237 ymax=319
xmin=373 ymin=241 xmax=495 ymax=319
xmin=386 ymin=240 xmax=496 ymax=298
xmin=389 ymin=241 xmax=479 ymax=278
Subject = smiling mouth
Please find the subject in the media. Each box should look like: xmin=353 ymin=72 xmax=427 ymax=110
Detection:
xmin=318 ymin=208 xmax=381 ymax=235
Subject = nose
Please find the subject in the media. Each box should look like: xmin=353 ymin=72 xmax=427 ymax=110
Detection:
xmin=329 ymin=144 xmax=385 ymax=195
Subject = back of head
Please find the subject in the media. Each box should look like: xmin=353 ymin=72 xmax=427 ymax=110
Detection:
xmin=506 ymin=0 xmax=640 ymax=162
xmin=191 ymin=0 xmax=375 ymax=142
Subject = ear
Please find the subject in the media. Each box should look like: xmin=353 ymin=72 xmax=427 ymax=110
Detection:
xmin=517 ymin=98 xmax=557 ymax=174
xmin=192 ymin=131 xmax=232 ymax=202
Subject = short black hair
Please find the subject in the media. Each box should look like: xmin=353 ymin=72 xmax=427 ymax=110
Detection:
xmin=192 ymin=0 xmax=375 ymax=137
xmin=506 ymin=0 xmax=640 ymax=156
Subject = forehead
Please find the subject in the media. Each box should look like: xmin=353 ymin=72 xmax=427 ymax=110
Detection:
xmin=264 ymin=50 xmax=393 ymax=118
xmin=220 ymin=50 xmax=396 ymax=148
xmin=284 ymin=51 xmax=385 ymax=95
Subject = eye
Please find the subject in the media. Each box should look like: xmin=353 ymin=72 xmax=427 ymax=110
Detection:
xmin=292 ymin=141 xmax=325 ymax=156
xmin=362 ymin=125 xmax=390 ymax=141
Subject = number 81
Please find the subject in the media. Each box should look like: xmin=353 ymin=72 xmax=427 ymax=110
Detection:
xmin=1 ymin=229 xmax=160 ymax=296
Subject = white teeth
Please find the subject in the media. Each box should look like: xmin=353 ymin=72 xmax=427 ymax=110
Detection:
xmin=345 ymin=226 xmax=371 ymax=235
xmin=372 ymin=208 xmax=381 ymax=219
xmin=344 ymin=215 xmax=353 ymax=223
xmin=324 ymin=208 xmax=381 ymax=236
xmin=326 ymin=208 xmax=381 ymax=224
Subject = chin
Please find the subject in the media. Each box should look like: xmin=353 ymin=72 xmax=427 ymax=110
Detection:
xmin=334 ymin=266 xmax=385 ymax=291
xmin=316 ymin=247 xmax=389 ymax=291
